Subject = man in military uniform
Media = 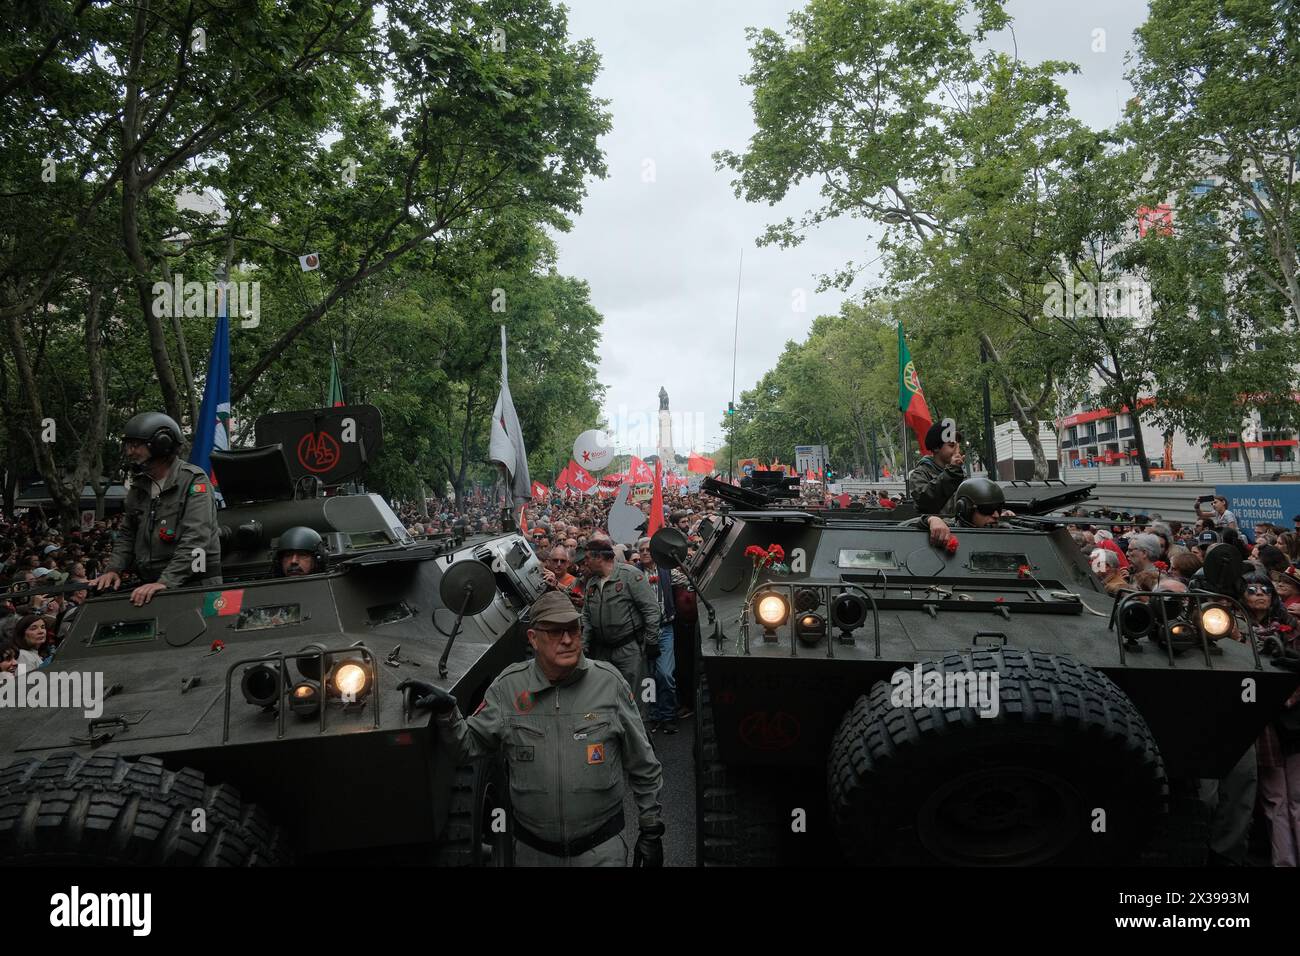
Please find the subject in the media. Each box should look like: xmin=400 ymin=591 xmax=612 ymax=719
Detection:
xmin=906 ymin=421 xmax=967 ymax=515
xmin=905 ymin=476 xmax=1014 ymax=542
xmin=272 ymin=526 xmax=327 ymax=577
xmin=89 ymin=412 xmax=221 ymax=606
xmin=951 ymin=476 xmax=1014 ymax=529
xmin=581 ymin=535 xmax=660 ymax=713
xmin=401 ymin=591 xmax=665 ymax=867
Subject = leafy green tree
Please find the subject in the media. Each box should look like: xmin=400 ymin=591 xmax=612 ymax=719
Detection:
xmin=0 ymin=0 xmax=610 ymax=527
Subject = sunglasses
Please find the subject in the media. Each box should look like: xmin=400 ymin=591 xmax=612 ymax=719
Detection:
xmin=975 ymin=504 xmax=1000 ymax=516
xmin=1245 ymin=585 xmax=1273 ymax=596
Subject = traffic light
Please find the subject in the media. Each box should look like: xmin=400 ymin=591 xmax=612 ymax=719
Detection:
xmin=726 ymin=402 xmax=735 ymax=417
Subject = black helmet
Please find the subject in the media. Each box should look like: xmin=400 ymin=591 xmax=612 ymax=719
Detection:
xmin=272 ymin=526 xmax=326 ymax=577
xmin=954 ymin=476 xmax=1005 ymax=525
xmin=122 ymin=411 xmax=184 ymax=460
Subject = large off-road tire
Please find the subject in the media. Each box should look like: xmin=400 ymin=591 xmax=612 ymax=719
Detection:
xmin=828 ymin=648 xmax=1168 ymax=865
xmin=696 ymin=675 xmax=785 ymax=866
xmin=0 ymin=751 xmax=293 ymax=865
xmin=433 ymin=754 xmax=512 ymax=866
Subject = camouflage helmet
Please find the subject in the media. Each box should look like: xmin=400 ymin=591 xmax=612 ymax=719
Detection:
xmin=954 ymin=476 xmax=1005 ymax=526
xmin=272 ymin=526 xmax=326 ymax=576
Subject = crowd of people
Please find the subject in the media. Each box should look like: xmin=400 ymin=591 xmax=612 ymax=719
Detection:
xmin=0 ymin=511 xmax=127 ymax=672
xmin=1059 ymin=493 xmax=1300 ymax=868
xmin=396 ymin=490 xmax=727 ymax=735
xmin=4 ymin=473 xmax=1298 ymax=866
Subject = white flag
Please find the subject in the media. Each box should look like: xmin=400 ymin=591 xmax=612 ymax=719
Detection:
xmin=298 ymin=252 xmax=321 ymax=271
xmin=489 ymin=326 xmax=532 ymax=506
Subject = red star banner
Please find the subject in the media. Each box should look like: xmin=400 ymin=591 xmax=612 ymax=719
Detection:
xmin=628 ymin=456 xmax=654 ymax=484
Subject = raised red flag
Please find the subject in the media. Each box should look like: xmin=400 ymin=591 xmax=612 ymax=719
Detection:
xmin=628 ymin=456 xmax=654 ymax=484
xmin=567 ymin=461 xmax=596 ymax=493
xmin=647 ymin=459 xmax=665 ymax=539
xmin=688 ymin=452 xmax=715 ymax=474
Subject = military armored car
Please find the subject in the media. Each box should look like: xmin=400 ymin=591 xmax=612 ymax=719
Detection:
xmin=0 ymin=407 xmax=542 ymax=866
xmin=654 ymin=473 xmax=1300 ymax=866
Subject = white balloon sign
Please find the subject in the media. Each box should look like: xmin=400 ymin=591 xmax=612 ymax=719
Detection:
xmin=573 ymin=429 xmax=614 ymax=472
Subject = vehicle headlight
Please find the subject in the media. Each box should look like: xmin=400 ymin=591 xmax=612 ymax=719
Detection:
xmin=795 ymin=612 xmax=827 ymax=644
xmin=329 ymin=660 xmax=371 ymax=700
xmin=1201 ymin=606 xmax=1232 ymax=638
xmin=754 ymin=592 xmax=789 ymax=629
xmin=1118 ymin=601 xmax=1154 ymax=638
xmin=241 ymin=663 xmax=281 ymax=709
xmin=831 ymin=593 xmax=868 ymax=634
xmin=290 ymin=680 xmax=321 ymax=717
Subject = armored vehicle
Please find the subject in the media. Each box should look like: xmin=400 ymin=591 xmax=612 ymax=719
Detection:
xmin=0 ymin=406 xmax=542 ymax=865
xmin=655 ymin=473 xmax=1300 ymax=866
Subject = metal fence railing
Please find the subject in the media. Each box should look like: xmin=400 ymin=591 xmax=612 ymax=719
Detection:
xmin=1065 ymin=460 xmax=1300 ymax=483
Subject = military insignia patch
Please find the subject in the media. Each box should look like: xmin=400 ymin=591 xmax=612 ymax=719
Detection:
xmin=615 ymin=581 xmax=623 ymax=593
xmin=514 ymin=690 xmax=535 ymax=713
xmin=189 ymin=481 xmax=208 ymax=496
xmin=586 ymin=743 xmax=605 ymax=764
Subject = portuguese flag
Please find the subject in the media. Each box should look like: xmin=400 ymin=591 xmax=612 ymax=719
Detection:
xmin=202 ymin=589 xmax=245 ymax=617
xmin=898 ymin=322 xmax=934 ymax=453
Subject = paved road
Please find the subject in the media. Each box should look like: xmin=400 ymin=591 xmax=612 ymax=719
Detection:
xmin=623 ymin=716 xmax=696 ymax=866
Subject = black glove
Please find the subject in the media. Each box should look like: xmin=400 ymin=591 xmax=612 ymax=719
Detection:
xmin=633 ymin=822 xmax=664 ymax=867
xmin=645 ymin=642 xmax=661 ymax=662
xmin=396 ymin=679 xmax=457 ymax=714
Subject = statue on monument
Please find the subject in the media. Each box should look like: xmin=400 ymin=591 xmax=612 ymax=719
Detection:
xmin=658 ymin=386 xmax=669 ymax=412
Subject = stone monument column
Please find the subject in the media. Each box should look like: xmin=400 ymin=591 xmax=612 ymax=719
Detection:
xmin=657 ymin=386 xmax=674 ymax=467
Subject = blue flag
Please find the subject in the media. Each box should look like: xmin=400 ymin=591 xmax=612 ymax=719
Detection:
xmin=189 ymin=291 xmax=232 ymax=485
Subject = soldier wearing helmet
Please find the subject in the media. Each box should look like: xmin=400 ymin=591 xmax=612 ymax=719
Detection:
xmin=273 ymin=526 xmax=327 ymax=577
xmin=89 ymin=412 xmax=222 ymax=606
xmin=953 ymin=476 xmax=1014 ymax=528
xmin=905 ymin=476 xmax=1014 ymax=544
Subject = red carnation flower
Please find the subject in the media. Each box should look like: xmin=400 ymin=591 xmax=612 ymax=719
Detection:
xmin=1154 ymin=561 xmax=1169 ymax=571
xmin=767 ymin=544 xmax=785 ymax=562
xmin=744 ymin=545 xmax=766 ymax=560
xmin=210 ymin=639 xmax=225 ymax=652
xmin=945 ymin=536 xmax=959 ymax=555
xmin=1018 ymin=564 xmax=1031 ymax=579
xmin=1279 ymin=624 xmax=1294 ymax=635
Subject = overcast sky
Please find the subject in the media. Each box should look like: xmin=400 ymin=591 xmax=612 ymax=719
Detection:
xmin=550 ymin=0 xmax=1150 ymax=460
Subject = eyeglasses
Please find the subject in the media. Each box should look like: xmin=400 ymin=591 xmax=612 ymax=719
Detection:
xmin=533 ymin=623 xmax=580 ymax=638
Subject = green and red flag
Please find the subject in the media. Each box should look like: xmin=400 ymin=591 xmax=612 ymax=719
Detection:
xmin=202 ymin=589 xmax=245 ymax=617
xmin=898 ymin=322 xmax=934 ymax=453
